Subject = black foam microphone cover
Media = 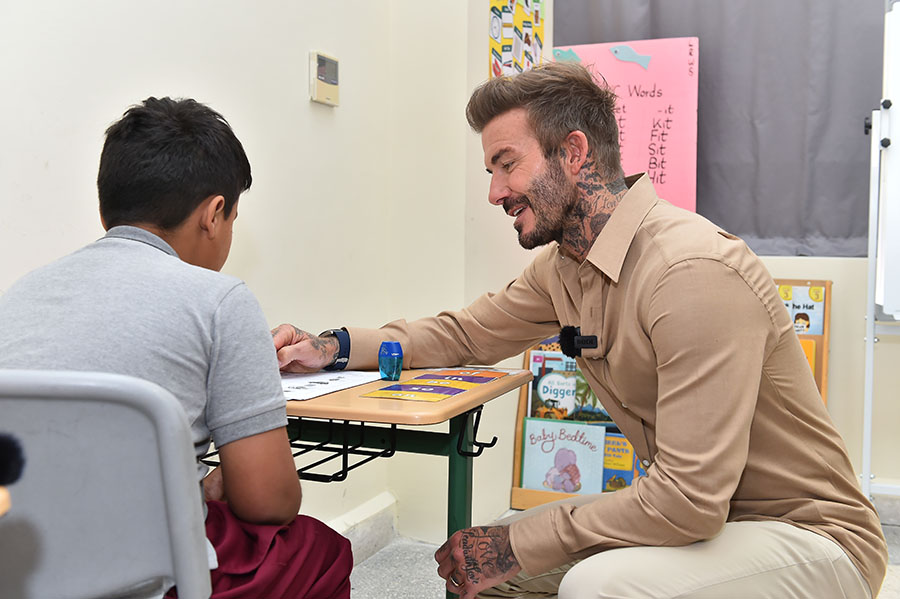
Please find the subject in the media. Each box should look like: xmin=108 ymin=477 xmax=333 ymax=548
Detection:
xmin=560 ymin=325 xmax=581 ymax=357
xmin=559 ymin=326 xmax=598 ymax=358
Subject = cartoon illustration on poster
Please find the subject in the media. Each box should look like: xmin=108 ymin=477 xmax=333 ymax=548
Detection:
xmin=489 ymin=0 xmax=545 ymax=78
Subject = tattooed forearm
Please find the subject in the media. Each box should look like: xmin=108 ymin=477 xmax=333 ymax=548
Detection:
xmin=460 ymin=526 xmax=519 ymax=585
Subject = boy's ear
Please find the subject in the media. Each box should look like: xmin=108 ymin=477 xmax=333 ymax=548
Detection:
xmin=198 ymin=195 xmax=226 ymax=239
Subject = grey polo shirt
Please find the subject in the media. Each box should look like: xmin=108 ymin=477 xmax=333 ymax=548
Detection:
xmin=0 ymin=225 xmax=287 ymax=480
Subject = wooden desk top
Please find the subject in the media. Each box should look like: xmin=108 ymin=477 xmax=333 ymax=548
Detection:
xmin=285 ymin=368 xmax=532 ymax=426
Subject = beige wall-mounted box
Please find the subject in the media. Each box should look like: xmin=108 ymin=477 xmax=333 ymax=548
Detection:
xmin=310 ymin=51 xmax=339 ymax=107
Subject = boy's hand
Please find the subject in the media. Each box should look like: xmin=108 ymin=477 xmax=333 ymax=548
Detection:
xmin=271 ymin=324 xmax=339 ymax=373
xmin=203 ymin=466 xmax=225 ymax=503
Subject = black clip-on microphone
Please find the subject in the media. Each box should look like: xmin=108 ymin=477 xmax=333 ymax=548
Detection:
xmin=559 ymin=325 xmax=598 ymax=358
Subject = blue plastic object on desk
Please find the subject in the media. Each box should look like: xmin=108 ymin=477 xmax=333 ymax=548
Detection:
xmin=378 ymin=341 xmax=403 ymax=381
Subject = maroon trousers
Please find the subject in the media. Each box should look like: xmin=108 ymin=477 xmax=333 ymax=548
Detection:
xmin=169 ymin=500 xmax=352 ymax=599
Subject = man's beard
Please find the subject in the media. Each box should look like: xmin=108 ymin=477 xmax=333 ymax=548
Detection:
xmin=511 ymin=158 xmax=579 ymax=250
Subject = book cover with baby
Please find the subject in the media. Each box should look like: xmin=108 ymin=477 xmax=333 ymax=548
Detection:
xmin=521 ymin=417 xmax=606 ymax=494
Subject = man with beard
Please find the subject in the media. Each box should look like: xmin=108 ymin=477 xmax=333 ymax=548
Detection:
xmin=272 ymin=63 xmax=887 ymax=598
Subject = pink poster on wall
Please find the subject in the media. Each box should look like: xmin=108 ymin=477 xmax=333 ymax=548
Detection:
xmin=553 ymin=38 xmax=698 ymax=212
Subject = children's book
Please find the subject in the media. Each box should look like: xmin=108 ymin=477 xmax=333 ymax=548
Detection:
xmin=527 ymin=350 xmax=611 ymax=422
xmin=521 ymin=417 xmax=606 ymax=494
xmin=777 ymin=283 xmax=827 ymax=336
xmin=799 ymin=338 xmax=816 ymax=376
xmin=603 ymin=432 xmax=650 ymax=492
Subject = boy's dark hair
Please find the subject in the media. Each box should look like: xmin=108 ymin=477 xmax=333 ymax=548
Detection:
xmin=466 ymin=62 xmax=623 ymax=180
xmin=97 ymin=97 xmax=251 ymax=230
xmin=0 ymin=434 xmax=24 ymax=486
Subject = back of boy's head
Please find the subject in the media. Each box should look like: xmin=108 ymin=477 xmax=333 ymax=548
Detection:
xmin=97 ymin=97 xmax=252 ymax=231
xmin=0 ymin=434 xmax=24 ymax=487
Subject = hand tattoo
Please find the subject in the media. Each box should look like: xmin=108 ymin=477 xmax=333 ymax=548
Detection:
xmin=460 ymin=526 xmax=518 ymax=586
xmin=302 ymin=328 xmax=340 ymax=366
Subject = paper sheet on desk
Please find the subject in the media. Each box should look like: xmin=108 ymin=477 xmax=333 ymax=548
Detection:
xmin=281 ymin=370 xmax=382 ymax=401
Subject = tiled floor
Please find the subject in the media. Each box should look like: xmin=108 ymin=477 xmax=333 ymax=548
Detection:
xmin=350 ymin=527 xmax=900 ymax=598
xmin=883 ymin=566 xmax=900 ymax=599
xmin=350 ymin=537 xmax=444 ymax=599
xmin=881 ymin=524 xmax=900 ymax=598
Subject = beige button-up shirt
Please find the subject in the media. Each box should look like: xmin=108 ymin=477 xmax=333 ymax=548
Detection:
xmin=347 ymin=174 xmax=887 ymax=595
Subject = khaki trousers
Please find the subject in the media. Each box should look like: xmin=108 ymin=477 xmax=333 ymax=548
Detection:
xmin=480 ymin=499 xmax=871 ymax=599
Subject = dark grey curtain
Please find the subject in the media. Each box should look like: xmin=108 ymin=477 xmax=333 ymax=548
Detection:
xmin=555 ymin=0 xmax=885 ymax=256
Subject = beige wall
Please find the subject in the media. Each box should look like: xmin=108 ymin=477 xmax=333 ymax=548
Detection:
xmin=0 ymin=0 xmax=464 ymax=525
xmin=2 ymin=0 xmax=897 ymax=545
xmin=762 ymin=257 xmax=900 ymax=490
xmin=383 ymin=1 xmax=557 ymax=543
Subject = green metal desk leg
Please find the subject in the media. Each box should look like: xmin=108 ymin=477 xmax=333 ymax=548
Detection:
xmin=447 ymin=412 xmax=474 ymax=537
xmin=447 ymin=413 xmax=473 ymax=599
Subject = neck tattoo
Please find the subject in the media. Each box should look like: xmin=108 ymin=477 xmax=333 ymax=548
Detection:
xmin=562 ymin=152 xmax=627 ymax=261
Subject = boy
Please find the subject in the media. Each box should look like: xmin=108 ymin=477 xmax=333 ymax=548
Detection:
xmin=0 ymin=97 xmax=352 ymax=598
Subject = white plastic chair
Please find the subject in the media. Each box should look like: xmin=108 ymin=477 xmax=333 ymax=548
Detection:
xmin=0 ymin=370 xmax=211 ymax=599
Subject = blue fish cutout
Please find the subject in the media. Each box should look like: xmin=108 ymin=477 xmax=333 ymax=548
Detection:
xmin=553 ymin=48 xmax=582 ymax=63
xmin=610 ymin=45 xmax=651 ymax=69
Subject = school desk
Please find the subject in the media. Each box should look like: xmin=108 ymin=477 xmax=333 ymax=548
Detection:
xmin=283 ymin=368 xmax=532 ymax=539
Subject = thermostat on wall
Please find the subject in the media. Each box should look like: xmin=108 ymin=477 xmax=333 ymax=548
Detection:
xmin=310 ymin=51 xmax=339 ymax=107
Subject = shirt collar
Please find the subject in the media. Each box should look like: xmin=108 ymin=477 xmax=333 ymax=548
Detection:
xmin=102 ymin=225 xmax=179 ymax=258
xmin=582 ymin=173 xmax=659 ymax=283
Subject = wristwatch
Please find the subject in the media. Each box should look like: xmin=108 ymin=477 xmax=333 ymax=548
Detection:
xmin=319 ymin=328 xmax=350 ymax=371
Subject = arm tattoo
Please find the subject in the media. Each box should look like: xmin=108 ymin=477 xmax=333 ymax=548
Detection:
xmin=460 ymin=526 xmax=518 ymax=585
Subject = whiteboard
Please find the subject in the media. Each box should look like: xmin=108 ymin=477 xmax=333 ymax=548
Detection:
xmin=878 ymin=7 xmax=900 ymax=317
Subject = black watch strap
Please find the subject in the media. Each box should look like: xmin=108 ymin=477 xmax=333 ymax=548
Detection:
xmin=320 ymin=328 xmax=350 ymax=371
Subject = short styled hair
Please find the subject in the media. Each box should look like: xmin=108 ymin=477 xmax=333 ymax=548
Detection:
xmin=97 ymin=97 xmax=252 ymax=230
xmin=466 ymin=62 xmax=623 ymax=179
